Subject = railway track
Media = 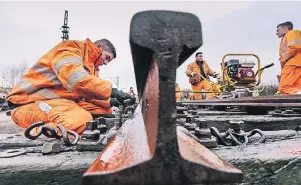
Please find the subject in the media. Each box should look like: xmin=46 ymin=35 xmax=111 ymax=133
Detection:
xmin=177 ymin=95 xmax=301 ymax=115
xmin=178 ymin=94 xmax=301 ymax=107
xmin=1 ymin=10 xmax=301 ymax=185
xmin=82 ymin=10 xmax=244 ymax=185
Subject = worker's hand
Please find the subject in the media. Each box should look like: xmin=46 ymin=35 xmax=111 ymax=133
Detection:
xmin=109 ymin=98 xmax=121 ymax=107
xmin=111 ymin=88 xmax=136 ymax=103
xmin=279 ymin=60 xmax=285 ymax=68
xmin=212 ymin=73 xmax=218 ymax=78
xmin=191 ymin=72 xmax=198 ymax=77
xmin=123 ymin=98 xmax=136 ymax=107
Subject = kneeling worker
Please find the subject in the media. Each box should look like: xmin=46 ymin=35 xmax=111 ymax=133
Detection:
xmin=6 ymin=38 xmax=135 ymax=134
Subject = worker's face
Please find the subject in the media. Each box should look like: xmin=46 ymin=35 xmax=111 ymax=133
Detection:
xmin=196 ymin=54 xmax=203 ymax=61
xmin=276 ymin=26 xmax=288 ymax=38
xmin=100 ymin=50 xmax=114 ymax=65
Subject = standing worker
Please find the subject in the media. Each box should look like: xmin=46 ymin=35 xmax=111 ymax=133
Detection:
xmin=6 ymin=38 xmax=135 ymax=134
xmin=185 ymin=52 xmax=218 ymax=100
xmin=276 ymin=21 xmax=301 ymax=95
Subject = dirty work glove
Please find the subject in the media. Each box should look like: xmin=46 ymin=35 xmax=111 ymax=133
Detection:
xmin=123 ymin=98 xmax=136 ymax=107
xmin=111 ymin=88 xmax=135 ymax=103
xmin=190 ymin=72 xmax=197 ymax=77
xmin=110 ymin=98 xmax=121 ymax=107
xmin=280 ymin=60 xmax=285 ymax=68
xmin=212 ymin=73 xmax=218 ymax=78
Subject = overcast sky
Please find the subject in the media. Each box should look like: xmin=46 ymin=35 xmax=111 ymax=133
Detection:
xmin=0 ymin=1 xmax=300 ymax=91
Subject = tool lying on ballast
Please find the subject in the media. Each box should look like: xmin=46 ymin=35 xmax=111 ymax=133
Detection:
xmin=24 ymin=121 xmax=79 ymax=146
xmin=15 ymin=97 xmax=138 ymax=153
xmin=210 ymin=121 xmax=266 ymax=146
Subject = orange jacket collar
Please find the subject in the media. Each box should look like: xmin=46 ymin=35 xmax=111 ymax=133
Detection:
xmin=86 ymin=38 xmax=103 ymax=66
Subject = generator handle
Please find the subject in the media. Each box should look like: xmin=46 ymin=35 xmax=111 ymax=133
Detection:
xmin=255 ymin=63 xmax=274 ymax=77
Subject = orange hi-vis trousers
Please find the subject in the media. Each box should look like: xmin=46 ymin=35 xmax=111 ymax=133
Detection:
xmin=11 ymin=99 xmax=112 ymax=134
xmin=278 ymin=65 xmax=301 ymax=94
xmin=191 ymin=80 xmax=216 ymax=100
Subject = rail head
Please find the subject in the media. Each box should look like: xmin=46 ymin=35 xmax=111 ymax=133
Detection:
xmin=83 ymin=10 xmax=243 ymax=185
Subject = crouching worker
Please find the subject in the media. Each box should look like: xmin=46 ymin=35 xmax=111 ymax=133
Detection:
xmin=6 ymin=38 xmax=135 ymax=134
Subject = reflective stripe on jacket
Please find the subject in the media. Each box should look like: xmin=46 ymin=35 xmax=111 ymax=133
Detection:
xmin=279 ymin=30 xmax=301 ymax=66
xmin=7 ymin=38 xmax=112 ymax=105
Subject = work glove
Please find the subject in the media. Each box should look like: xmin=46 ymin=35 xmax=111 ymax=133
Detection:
xmin=212 ymin=73 xmax=218 ymax=78
xmin=279 ymin=60 xmax=285 ymax=68
xmin=190 ymin=72 xmax=197 ymax=77
xmin=109 ymin=98 xmax=121 ymax=107
xmin=111 ymin=88 xmax=136 ymax=103
xmin=123 ymin=98 xmax=136 ymax=107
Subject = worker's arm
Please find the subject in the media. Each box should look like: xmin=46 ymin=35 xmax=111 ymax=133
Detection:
xmin=85 ymin=97 xmax=122 ymax=108
xmin=208 ymin=67 xmax=216 ymax=76
xmin=51 ymin=41 xmax=112 ymax=100
xmin=280 ymin=30 xmax=301 ymax=63
xmin=85 ymin=98 xmax=111 ymax=108
xmin=185 ymin=63 xmax=195 ymax=76
xmin=206 ymin=63 xmax=217 ymax=77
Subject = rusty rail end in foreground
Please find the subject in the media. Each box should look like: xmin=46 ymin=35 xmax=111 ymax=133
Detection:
xmin=83 ymin=10 xmax=243 ymax=185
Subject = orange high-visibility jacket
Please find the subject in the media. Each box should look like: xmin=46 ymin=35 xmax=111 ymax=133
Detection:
xmin=188 ymin=93 xmax=194 ymax=100
xmin=185 ymin=61 xmax=215 ymax=79
xmin=279 ymin=30 xmax=301 ymax=66
xmin=175 ymin=85 xmax=182 ymax=101
xmin=7 ymin=38 xmax=112 ymax=107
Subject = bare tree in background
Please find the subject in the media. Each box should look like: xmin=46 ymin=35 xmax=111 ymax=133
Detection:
xmin=1 ymin=62 xmax=29 ymax=94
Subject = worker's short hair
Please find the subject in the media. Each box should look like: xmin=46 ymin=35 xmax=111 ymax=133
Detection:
xmin=195 ymin=52 xmax=203 ymax=57
xmin=277 ymin=21 xmax=294 ymax=30
xmin=94 ymin=39 xmax=117 ymax=58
